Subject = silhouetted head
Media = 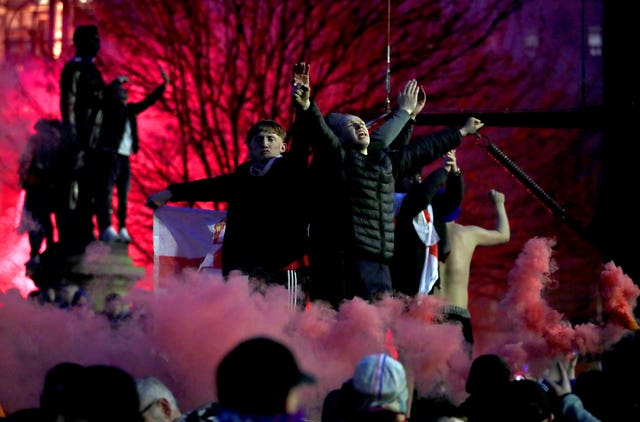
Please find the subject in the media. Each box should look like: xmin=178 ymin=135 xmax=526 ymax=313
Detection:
xmin=106 ymin=78 xmax=129 ymax=103
xmin=465 ymin=354 xmax=511 ymax=395
xmin=78 ymin=364 xmax=142 ymax=422
xmin=216 ymin=336 xmax=315 ymax=415
xmin=39 ymin=362 xmax=85 ymax=421
xmin=73 ymin=25 xmax=100 ymax=57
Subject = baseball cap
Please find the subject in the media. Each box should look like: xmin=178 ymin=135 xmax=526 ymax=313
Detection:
xmin=352 ymin=353 xmax=408 ymax=414
xmin=216 ymin=336 xmax=316 ymax=415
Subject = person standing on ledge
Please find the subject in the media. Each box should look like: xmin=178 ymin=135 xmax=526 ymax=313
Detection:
xmin=96 ymin=66 xmax=169 ymax=243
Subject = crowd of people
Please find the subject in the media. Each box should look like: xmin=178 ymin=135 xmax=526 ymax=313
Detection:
xmin=18 ymin=24 xmax=498 ymax=335
xmin=11 ymin=23 xmax=640 ymax=422
xmin=3 ymin=332 xmax=640 ymax=421
xmin=144 ymin=60 xmax=495 ymax=349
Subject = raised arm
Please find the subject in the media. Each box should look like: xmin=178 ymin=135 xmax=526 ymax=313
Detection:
xmin=292 ymin=61 xmax=310 ymax=111
xmin=489 ymin=189 xmax=510 ymax=244
xmin=291 ymin=62 xmax=344 ymax=156
xmin=145 ymin=174 xmax=234 ymax=209
xmin=432 ymin=150 xmax=464 ymax=217
xmin=369 ymin=79 xmax=419 ymax=150
xmin=289 ymin=62 xmax=313 ymax=157
xmin=129 ymin=66 xmax=169 ymax=114
xmin=468 ymin=189 xmax=510 ymax=247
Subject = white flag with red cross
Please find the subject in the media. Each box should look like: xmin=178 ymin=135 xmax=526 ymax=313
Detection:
xmin=152 ymin=206 xmax=227 ymax=288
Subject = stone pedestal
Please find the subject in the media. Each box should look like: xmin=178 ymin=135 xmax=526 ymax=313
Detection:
xmin=27 ymin=240 xmax=145 ymax=310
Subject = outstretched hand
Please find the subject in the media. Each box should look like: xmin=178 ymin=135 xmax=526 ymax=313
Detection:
xmin=292 ymin=62 xmax=311 ymax=110
xmin=411 ymin=85 xmax=427 ymax=119
xmin=397 ymin=79 xmax=419 ymax=116
xmin=145 ymin=189 xmax=172 ymax=210
xmin=541 ymin=355 xmax=578 ymax=397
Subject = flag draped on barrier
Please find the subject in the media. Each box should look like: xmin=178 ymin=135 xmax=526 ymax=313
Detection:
xmin=152 ymin=206 xmax=227 ymax=288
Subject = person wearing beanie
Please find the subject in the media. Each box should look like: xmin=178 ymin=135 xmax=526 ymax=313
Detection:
xmin=322 ymin=353 xmax=410 ymax=422
xmin=291 ymin=61 xmax=483 ymax=306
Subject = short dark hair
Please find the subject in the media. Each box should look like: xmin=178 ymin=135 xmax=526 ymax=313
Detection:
xmin=245 ymin=120 xmax=286 ymax=144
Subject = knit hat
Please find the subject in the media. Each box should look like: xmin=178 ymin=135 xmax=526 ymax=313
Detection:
xmin=352 ymin=354 xmax=408 ymax=414
xmin=216 ymin=336 xmax=315 ymax=415
xmin=325 ymin=113 xmax=358 ymax=140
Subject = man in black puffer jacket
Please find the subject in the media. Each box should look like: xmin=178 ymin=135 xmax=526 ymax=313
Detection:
xmin=292 ymin=69 xmax=483 ymax=304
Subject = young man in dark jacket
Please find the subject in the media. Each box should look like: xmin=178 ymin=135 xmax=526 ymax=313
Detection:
xmin=292 ymin=65 xmax=483 ymax=304
xmin=145 ymin=119 xmax=310 ymax=298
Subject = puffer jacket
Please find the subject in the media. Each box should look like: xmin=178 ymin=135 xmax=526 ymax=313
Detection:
xmin=298 ymin=100 xmax=462 ymax=261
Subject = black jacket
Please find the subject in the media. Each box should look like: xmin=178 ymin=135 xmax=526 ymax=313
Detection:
xmin=166 ymin=149 xmax=309 ymax=277
xmin=297 ymin=100 xmax=462 ymax=262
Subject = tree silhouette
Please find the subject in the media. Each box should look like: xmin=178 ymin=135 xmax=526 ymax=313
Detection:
xmin=0 ymin=1 xmax=606 ymax=323
xmin=89 ymin=0 xmax=533 ymax=261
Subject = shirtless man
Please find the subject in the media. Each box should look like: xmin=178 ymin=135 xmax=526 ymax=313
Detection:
xmin=435 ymin=189 xmax=510 ymax=344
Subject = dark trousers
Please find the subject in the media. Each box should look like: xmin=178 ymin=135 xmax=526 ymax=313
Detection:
xmin=442 ymin=305 xmax=474 ymax=345
xmin=95 ymin=151 xmax=131 ymax=233
xmin=307 ymin=248 xmax=348 ymax=310
xmin=346 ymin=257 xmax=393 ymax=302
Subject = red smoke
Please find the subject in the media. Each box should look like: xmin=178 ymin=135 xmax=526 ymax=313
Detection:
xmin=0 ymin=237 xmax=636 ymax=419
